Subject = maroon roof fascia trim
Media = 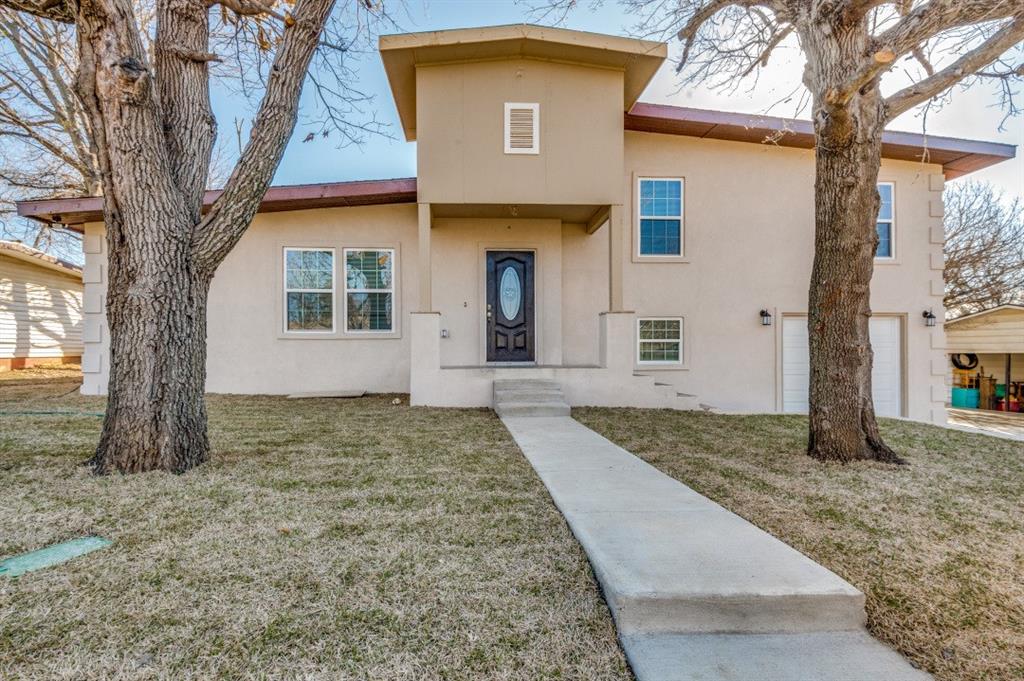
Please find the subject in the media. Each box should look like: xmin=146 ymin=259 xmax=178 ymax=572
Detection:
xmin=625 ymin=103 xmax=1016 ymax=178
xmin=16 ymin=177 xmax=418 ymax=227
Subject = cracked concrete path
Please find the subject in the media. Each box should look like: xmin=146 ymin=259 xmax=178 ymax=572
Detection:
xmin=501 ymin=414 xmax=931 ymax=681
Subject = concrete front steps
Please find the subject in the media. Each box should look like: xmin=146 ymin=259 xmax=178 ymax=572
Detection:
xmin=493 ymin=379 xmax=571 ymax=417
xmin=500 ymin=409 xmax=931 ymax=681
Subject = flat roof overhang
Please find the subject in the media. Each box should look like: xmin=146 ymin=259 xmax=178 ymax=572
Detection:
xmin=379 ymin=24 xmax=667 ymax=141
xmin=16 ymin=178 xmax=418 ymax=229
xmin=626 ymin=103 xmax=1017 ymax=178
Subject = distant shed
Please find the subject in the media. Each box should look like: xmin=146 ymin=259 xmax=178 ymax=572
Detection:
xmin=0 ymin=241 xmax=83 ymax=370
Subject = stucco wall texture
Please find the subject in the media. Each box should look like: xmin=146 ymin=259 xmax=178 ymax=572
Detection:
xmin=80 ymin=131 xmax=948 ymax=424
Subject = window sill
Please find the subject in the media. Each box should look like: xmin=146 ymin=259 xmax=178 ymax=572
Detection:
xmin=632 ymin=255 xmax=691 ymax=264
xmin=635 ymin=364 xmax=690 ymax=372
xmin=873 ymin=258 xmax=900 ymax=266
xmin=277 ymin=330 xmax=402 ymax=341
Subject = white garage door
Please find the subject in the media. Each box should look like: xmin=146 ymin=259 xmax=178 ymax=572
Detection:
xmin=782 ymin=316 xmax=902 ymax=417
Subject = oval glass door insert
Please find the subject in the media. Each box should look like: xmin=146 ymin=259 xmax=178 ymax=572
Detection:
xmin=499 ymin=266 xmax=522 ymax=321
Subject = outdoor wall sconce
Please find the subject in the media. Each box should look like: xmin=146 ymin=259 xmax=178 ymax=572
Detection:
xmin=760 ymin=310 xmax=773 ymax=326
xmin=922 ymin=310 xmax=937 ymax=327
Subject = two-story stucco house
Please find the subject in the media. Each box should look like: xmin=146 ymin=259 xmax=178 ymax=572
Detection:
xmin=16 ymin=25 xmax=1016 ymax=423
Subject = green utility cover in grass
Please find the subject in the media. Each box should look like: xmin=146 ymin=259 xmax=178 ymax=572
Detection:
xmin=0 ymin=537 xmax=111 ymax=577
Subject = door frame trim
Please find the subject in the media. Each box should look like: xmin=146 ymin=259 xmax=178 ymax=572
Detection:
xmin=478 ymin=245 xmax=540 ymax=365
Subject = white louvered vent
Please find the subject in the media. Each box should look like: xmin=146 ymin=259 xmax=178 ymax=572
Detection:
xmin=504 ymin=103 xmax=539 ymax=155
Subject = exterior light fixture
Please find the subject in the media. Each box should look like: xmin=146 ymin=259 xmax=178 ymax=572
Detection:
xmin=760 ymin=310 xmax=773 ymax=326
xmin=922 ymin=310 xmax=937 ymax=327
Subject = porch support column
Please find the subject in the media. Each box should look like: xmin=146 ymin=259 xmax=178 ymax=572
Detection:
xmin=609 ymin=204 xmax=625 ymax=311
xmin=417 ymin=203 xmax=432 ymax=312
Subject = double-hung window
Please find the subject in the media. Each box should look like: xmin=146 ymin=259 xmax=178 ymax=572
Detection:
xmin=876 ymin=182 xmax=895 ymax=259
xmin=285 ymin=248 xmax=335 ymax=332
xmin=638 ymin=177 xmax=683 ymax=257
xmin=638 ymin=318 xmax=683 ymax=365
xmin=345 ymin=249 xmax=394 ymax=332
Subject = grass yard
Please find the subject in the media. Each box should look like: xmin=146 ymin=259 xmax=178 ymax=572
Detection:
xmin=574 ymin=407 xmax=1024 ymax=681
xmin=0 ymin=370 xmax=630 ymax=681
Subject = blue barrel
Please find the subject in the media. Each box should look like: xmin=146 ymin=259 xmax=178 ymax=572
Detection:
xmin=951 ymin=387 xmax=979 ymax=409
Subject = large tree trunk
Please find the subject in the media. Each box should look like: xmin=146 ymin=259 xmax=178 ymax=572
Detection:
xmin=801 ymin=19 xmax=902 ymax=464
xmin=60 ymin=0 xmax=333 ymax=474
xmin=92 ymin=226 xmax=213 ymax=474
xmin=72 ymin=0 xmax=216 ymax=473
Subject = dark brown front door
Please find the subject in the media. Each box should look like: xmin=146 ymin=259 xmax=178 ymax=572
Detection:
xmin=486 ymin=251 xmax=535 ymax=362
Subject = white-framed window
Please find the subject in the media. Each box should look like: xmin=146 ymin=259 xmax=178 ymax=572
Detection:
xmin=876 ymin=182 xmax=895 ymax=259
xmin=284 ymin=248 xmax=335 ymax=333
xmin=344 ymin=248 xmax=395 ymax=333
xmin=637 ymin=317 xmax=683 ymax=365
xmin=638 ymin=177 xmax=683 ymax=256
xmin=504 ymin=102 xmax=540 ymax=155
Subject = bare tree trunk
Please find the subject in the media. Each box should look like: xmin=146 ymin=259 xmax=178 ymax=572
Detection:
xmin=802 ymin=21 xmax=902 ymax=464
xmin=93 ymin=219 xmax=213 ymax=473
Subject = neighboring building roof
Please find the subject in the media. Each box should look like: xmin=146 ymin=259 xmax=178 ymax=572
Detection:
xmin=0 ymin=240 xmax=82 ymax=278
xmin=946 ymin=303 xmax=1024 ymax=326
xmin=625 ymin=103 xmax=1017 ymax=178
xmin=15 ymin=104 xmax=1016 ymax=226
xmin=379 ymin=24 xmax=667 ymax=141
xmin=17 ymin=178 xmax=418 ymax=228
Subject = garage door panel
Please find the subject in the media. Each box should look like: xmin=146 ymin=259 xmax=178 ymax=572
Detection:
xmin=782 ymin=316 xmax=902 ymax=417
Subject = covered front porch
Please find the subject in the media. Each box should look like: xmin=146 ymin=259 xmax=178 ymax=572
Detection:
xmin=408 ymin=202 xmax=690 ymax=409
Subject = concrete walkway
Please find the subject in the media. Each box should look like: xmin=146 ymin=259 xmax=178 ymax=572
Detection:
xmin=501 ymin=414 xmax=931 ymax=681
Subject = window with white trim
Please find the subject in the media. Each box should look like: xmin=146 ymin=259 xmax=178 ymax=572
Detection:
xmin=345 ymin=248 xmax=394 ymax=332
xmin=504 ymin=103 xmax=539 ymax=154
xmin=285 ymin=248 xmax=335 ymax=332
xmin=638 ymin=318 xmax=683 ymax=364
xmin=638 ymin=177 xmax=683 ymax=256
xmin=876 ymin=182 xmax=895 ymax=259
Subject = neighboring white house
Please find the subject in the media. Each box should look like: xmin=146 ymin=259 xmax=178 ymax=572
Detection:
xmin=0 ymin=240 xmax=83 ymax=371
xmin=15 ymin=24 xmax=1017 ymax=424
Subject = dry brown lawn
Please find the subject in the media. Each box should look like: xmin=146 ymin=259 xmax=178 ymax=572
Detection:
xmin=574 ymin=407 xmax=1024 ymax=681
xmin=0 ymin=371 xmax=629 ymax=680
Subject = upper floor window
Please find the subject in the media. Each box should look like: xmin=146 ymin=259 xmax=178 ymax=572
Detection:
xmin=638 ymin=178 xmax=683 ymax=256
xmin=876 ymin=182 xmax=895 ymax=259
xmin=504 ymin=103 xmax=539 ymax=155
xmin=285 ymin=248 xmax=334 ymax=333
xmin=345 ymin=249 xmax=394 ymax=332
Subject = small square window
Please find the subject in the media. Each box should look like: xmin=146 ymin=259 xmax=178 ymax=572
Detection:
xmin=638 ymin=178 xmax=683 ymax=256
xmin=638 ymin=318 xmax=683 ymax=364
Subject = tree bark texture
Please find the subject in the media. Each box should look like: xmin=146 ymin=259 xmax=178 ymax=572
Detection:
xmin=800 ymin=13 xmax=902 ymax=464
xmin=63 ymin=0 xmax=334 ymax=473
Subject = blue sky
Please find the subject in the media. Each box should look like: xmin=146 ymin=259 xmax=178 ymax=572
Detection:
xmin=212 ymin=0 xmax=1024 ymax=200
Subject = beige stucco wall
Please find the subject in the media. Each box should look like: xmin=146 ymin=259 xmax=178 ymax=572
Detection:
xmin=415 ymin=58 xmax=624 ymax=205
xmin=80 ymin=129 xmax=950 ymax=424
xmin=0 ymin=254 xmax=82 ymax=361
xmin=80 ymin=204 xmax=419 ymax=395
xmin=616 ymin=132 xmax=948 ymax=423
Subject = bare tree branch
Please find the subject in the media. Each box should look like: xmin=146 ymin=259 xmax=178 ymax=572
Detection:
xmin=0 ymin=0 xmax=74 ymax=22
xmin=885 ymin=13 xmax=1024 ymax=119
xmin=191 ymin=0 xmax=339 ymax=269
xmin=944 ymin=180 xmax=1024 ymax=314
